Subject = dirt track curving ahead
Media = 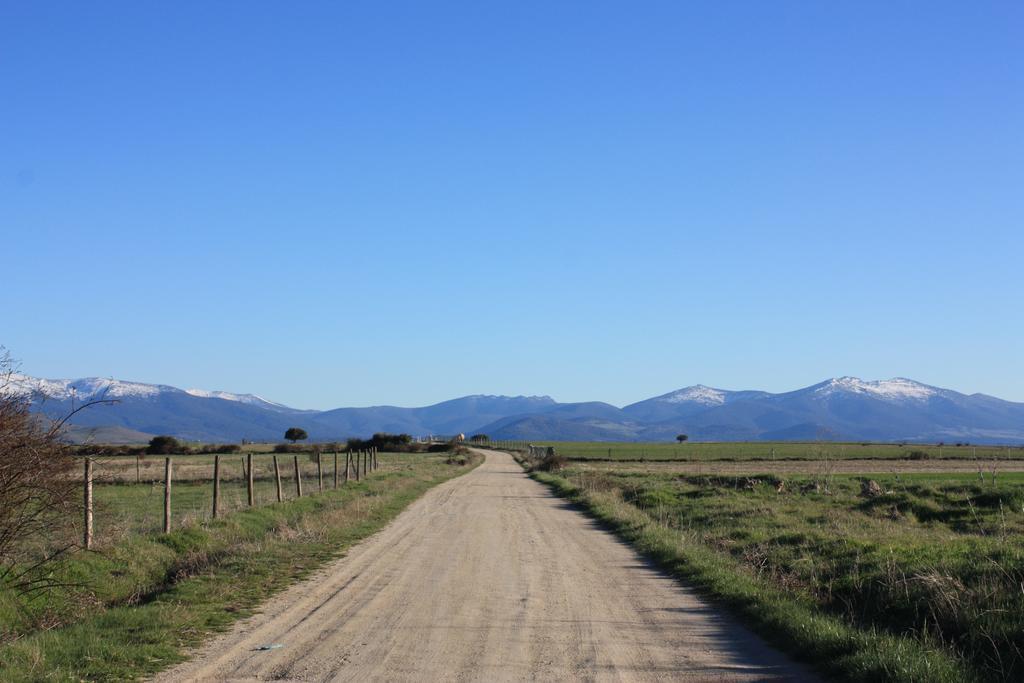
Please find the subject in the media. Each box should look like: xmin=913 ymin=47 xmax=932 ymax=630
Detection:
xmin=157 ymin=450 xmax=815 ymax=682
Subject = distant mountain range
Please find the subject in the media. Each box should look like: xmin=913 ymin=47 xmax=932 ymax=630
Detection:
xmin=6 ymin=374 xmax=1024 ymax=444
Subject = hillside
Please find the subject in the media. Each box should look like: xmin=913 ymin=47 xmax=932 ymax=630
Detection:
xmin=7 ymin=374 xmax=1024 ymax=444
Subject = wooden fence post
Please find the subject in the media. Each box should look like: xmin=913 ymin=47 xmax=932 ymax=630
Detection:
xmin=345 ymin=451 xmax=351 ymax=483
xmin=247 ymin=453 xmax=255 ymax=506
xmin=135 ymin=454 xmax=141 ymax=484
xmin=273 ymin=455 xmax=283 ymax=502
xmin=294 ymin=455 xmax=303 ymax=497
xmin=317 ymin=453 xmax=324 ymax=492
xmin=355 ymin=450 xmax=361 ymax=481
xmin=163 ymin=457 xmax=173 ymax=534
xmin=83 ymin=458 xmax=93 ymax=549
xmin=333 ymin=451 xmax=339 ymax=489
xmin=363 ymin=450 xmax=368 ymax=476
xmin=212 ymin=454 xmax=221 ymax=519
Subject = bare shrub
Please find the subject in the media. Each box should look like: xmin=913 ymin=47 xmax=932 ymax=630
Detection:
xmin=0 ymin=354 xmax=82 ymax=589
xmin=532 ymin=451 xmax=566 ymax=472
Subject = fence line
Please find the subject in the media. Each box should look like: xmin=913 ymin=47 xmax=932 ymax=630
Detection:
xmin=468 ymin=440 xmax=528 ymax=451
xmin=78 ymin=447 xmax=380 ymax=546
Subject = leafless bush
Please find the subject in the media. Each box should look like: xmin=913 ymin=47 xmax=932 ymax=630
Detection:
xmin=532 ymin=451 xmax=566 ymax=472
xmin=0 ymin=354 xmax=81 ymax=590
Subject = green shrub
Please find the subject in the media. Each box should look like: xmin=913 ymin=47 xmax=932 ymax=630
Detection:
xmin=147 ymin=436 xmax=180 ymax=455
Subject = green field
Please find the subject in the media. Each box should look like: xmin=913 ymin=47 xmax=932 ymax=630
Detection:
xmin=531 ymin=461 xmax=1024 ymax=682
xmin=36 ymin=451 xmax=383 ymax=553
xmin=0 ymin=452 xmax=478 ymax=681
xmin=535 ymin=440 xmax=1024 ymax=461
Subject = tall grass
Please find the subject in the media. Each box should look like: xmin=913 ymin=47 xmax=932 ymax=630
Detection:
xmin=532 ymin=467 xmax=1024 ymax=682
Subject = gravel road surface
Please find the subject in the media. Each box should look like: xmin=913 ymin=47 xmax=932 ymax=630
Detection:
xmin=157 ymin=450 xmax=815 ymax=682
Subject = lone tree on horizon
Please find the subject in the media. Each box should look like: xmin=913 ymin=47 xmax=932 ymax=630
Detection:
xmin=148 ymin=435 xmax=181 ymax=454
xmin=676 ymin=434 xmax=688 ymax=443
xmin=284 ymin=427 xmax=308 ymax=443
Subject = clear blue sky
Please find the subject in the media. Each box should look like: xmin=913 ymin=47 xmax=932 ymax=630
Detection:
xmin=3 ymin=2 xmax=1022 ymax=409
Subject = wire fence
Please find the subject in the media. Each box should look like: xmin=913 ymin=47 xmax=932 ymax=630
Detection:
xmin=76 ymin=449 xmax=379 ymax=549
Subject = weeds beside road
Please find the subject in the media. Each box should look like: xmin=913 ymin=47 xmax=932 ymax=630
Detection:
xmin=528 ymin=462 xmax=1024 ymax=682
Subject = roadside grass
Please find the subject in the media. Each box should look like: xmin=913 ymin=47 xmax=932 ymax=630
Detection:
xmin=0 ymin=452 xmax=480 ymax=681
xmin=22 ymin=453 xmax=387 ymax=557
xmin=531 ymin=465 xmax=1024 ymax=682
xmin=536 ymin=440 xmax=1023 ymax=462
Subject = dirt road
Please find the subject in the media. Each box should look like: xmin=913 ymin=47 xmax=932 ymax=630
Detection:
xmin=158 ymin=450 xmax=814 ymax=682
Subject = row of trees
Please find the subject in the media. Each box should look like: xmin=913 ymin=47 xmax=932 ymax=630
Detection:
xmin=149 ymin=429 xmax=688 ymax=453
xmin=145 ymin=429 xmax=413 ymax=454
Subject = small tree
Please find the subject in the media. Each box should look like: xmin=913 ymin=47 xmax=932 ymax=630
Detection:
xmin=147 ymin=435 xmax=180 ymax=454
xmin=676 ymin=434 xmax=688 ymax=443
xmin=285 ymin=427 xmax=308 ymax=444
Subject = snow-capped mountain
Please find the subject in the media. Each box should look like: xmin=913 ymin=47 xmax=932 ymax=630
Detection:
xmin=623 ymin=377 xmax=1024 ymax=443
xmin=8 ymin=372 xmax=1024 ymax=444
xmin=660 ymin=385 xmax=728 ymax=405
xmin=5 ymin=374 xmax=167 ymax=400
xmin=622 ymin=385 xmax=770 ymax=422
xmin=184 ymin=388 xmax=294 ymax=410
xmin=8 ymin=373 xmax=560 ymax=443
xmin=810 ymin=377 xmax=943 ymax=402
xmin=486 ymin=377 xmax=1024 ymax=443
xmin=6 ymin=373 xmax=315 ymax=443
xmin=5 ymin=373 xmax=298 ymax=412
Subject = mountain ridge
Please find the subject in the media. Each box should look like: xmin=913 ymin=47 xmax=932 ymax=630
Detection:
xmin=6 ymin=373 xmax=1024 ymax=445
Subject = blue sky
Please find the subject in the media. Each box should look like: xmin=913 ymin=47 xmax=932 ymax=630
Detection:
xmin=2 ymin=2 xmax=1022 ymax=409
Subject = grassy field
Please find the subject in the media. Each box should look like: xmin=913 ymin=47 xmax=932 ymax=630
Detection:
xmin=32 ymin=451 xmax=387 ymax=554
xmin=530 ymin=459 xmax=1024 ymax=682
xmin=536 ymin=440 xmax=1024 ymax=462
xmin=0 ymin=451 xmax=479 ymax=681
xmin=570 ymin=458 xmax=1024 ymax=476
